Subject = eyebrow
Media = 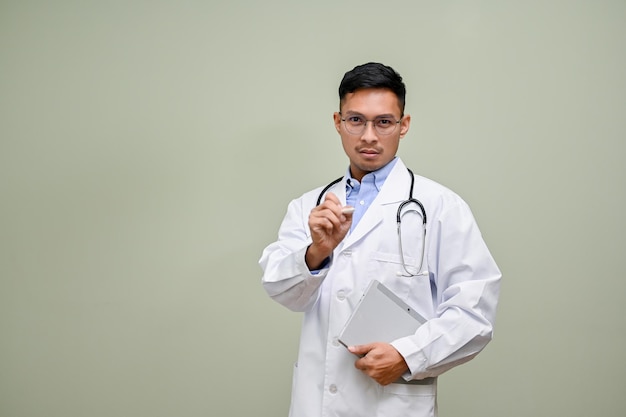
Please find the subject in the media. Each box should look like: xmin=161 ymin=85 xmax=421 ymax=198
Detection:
xmin=343 ymin=111 xmax=398 ymax=118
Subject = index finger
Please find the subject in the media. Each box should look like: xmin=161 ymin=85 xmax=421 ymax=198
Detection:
xmin=322 ymin=192 xmax=341 ymax=207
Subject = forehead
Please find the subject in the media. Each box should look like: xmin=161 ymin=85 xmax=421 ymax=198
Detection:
xmin=340 ymin=88 xmax=402 ymax=116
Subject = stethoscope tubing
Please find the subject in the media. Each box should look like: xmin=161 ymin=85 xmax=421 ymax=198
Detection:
xmin=316 ymin=167 xmax=427 ymax=277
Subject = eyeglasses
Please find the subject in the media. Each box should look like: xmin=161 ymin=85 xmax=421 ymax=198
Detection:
xmin=340 ymin=112 xmax=402 ymax=136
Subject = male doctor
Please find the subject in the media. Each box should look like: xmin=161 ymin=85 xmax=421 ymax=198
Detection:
xmin=259 ymin=62 xmax=501 ymax=417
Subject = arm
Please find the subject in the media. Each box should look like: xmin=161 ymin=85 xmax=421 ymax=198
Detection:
xmin=391 ymin=198 xmax=502 ymax=380
xmin=260 ymin=192 xmax=352 ymax=312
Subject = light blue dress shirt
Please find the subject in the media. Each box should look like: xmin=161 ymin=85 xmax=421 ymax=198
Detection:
xmin=312 ymin=157 xmax=398 ymax=272
xmin=345 ymin=157 xmax=398 ymax=232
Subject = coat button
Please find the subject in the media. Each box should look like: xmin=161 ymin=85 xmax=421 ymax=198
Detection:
xmin=337 ymin=290 xmax=346 ymax=301
xmin=329 ymin=384 xmax=338 ymax=394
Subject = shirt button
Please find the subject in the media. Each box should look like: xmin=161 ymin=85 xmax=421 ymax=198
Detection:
xmin=337 ymin=290 xmax=346 ymax=301
xmin=359 ymin=200 xmax=365 ymax=205
xmin=329 ymin=384 xmax=338 ymax=394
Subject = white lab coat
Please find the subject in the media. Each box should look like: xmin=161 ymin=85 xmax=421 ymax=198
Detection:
xmin=260 ymin=158 xmax=501 ymax=417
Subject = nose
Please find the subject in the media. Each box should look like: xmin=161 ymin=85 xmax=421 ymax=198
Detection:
xmin=360 ymin=120 xmax=378 ymax=142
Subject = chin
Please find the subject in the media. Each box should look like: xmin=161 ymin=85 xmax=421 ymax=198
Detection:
xmin=355 ymin=163 xmax=382 ymax=176
xmin=360 ymin=158 xmax=385 ymax=171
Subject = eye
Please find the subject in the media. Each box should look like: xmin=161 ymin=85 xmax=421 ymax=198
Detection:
xmin=376 ymin=118 xmax=395 ymax=127
xmin=347 ymin=116 xmax=364 ymax=125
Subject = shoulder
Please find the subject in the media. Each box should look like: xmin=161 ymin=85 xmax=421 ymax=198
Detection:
xmin=302 ymin=176 xmax=345 ymax=203
xmin=413 ymin=174 xmax=458 ymax=198
xmin=401 ymin=167 xmax=473 ymax=218
xmin=284 ymin=177 xmax=345 ymax=215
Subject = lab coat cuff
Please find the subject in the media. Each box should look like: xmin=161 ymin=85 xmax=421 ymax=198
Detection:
xmin=309 ymin=256 xmax=331 ymax=275
xmin=297 ymin=246 xmax=330 ymax=278
xmin=391 ymin=337 xmax=429 ymax=381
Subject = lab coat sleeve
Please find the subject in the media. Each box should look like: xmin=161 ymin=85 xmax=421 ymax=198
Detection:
xmin=259 ymin=197 xmax=328 ymax=312
xmin=391 ymin=197 xmax=501 ymax=380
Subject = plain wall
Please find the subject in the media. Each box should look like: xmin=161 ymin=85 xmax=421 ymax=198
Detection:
xmin=1 ymin=1 xmax=625 ymax=416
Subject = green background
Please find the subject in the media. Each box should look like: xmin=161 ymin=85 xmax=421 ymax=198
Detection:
xmin=1 ymin=1 xmax=625 ymax=416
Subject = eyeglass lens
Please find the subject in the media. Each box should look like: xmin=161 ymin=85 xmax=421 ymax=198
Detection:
xmin=342 ymin=115 xmax=400 ymax=135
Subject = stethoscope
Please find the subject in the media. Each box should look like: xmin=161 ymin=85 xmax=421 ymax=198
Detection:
xmin=316 ymin=167 xmax=427 ymax=277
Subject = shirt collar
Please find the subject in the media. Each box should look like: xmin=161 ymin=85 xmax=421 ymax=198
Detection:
xmin=345 ymin=157 xmax=398 ymax=192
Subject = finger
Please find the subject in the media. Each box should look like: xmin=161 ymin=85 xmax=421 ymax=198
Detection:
xmin=348 ymin=344 xmax=373 ymax=357
xmin=310 ymin=217 xmax=337 ymax=235
xmin=322 ymin=194 xmax=354 ymax=223
xmin=310 ymin=210 xmax=341 ymax=232
xmin=323 ymin=192 xmax=341 ymax=206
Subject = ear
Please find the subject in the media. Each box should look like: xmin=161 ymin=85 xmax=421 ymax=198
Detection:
xmin=333 ymin=112 xmax=342 ymax=133
xmin=399 ymin=114 xmax=411 ymax=138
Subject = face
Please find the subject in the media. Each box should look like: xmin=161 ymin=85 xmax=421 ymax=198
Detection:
xmin=334 ymin=88 xmax=410 ymax=182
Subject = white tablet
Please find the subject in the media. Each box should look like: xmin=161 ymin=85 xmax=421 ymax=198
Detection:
xmin=338 ymin=280 xmax=426 ymax=348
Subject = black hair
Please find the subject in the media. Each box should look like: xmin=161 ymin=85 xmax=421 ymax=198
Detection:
xmin=338 ymin=62 xmax=406 ymax=114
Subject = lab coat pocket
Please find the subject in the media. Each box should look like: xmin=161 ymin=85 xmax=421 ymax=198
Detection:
xmin=368 ymin=251 xmax=434 ymax=318
xmin=377 ymin=382 xmax=436 ymax=417
xmin=368 ymin=251 xmax=417 ymax=298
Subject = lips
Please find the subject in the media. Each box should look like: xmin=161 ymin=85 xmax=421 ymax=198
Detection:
xmin=359 ymin=148 xmax=380 ymax=158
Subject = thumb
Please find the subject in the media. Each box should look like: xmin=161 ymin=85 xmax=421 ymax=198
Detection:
xmin=348 ymin=344 xmax=373 ymax=356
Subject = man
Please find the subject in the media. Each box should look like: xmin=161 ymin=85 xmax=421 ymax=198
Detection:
xmin=259 ymin=62 xmax=501 ymax=417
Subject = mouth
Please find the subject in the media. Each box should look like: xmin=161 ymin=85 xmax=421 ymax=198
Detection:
xmin=359 ymin=148 xmax=380 ymax=158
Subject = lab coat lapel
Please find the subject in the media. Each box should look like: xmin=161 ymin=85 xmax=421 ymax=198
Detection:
xmin=341 ymin=159 xmax=410 ymax=250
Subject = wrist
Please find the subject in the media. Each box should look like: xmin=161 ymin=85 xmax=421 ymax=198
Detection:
xmin=305 ymin=244 xmax=331 ymax=270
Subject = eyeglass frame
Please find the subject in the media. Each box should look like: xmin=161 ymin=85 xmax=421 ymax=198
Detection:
xmin=339 ymin=112 xmax=403 ymax=136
